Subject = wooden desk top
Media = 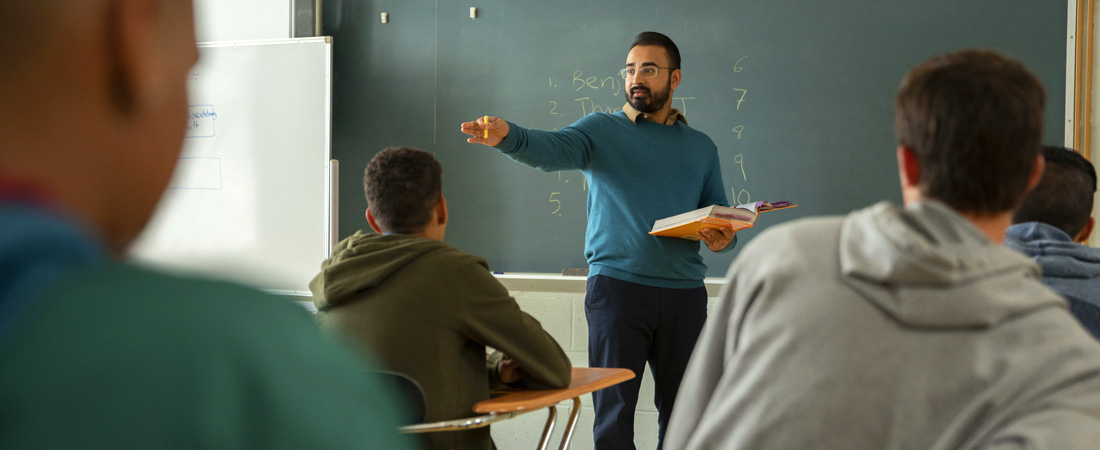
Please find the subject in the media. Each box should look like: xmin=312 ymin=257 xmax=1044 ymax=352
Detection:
xmin=472 ymin=367 xmax=634 ymax=414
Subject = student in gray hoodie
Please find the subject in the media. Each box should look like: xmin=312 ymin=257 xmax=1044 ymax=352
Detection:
xmin=1006 ymin=145 xmax=1100 ymax=340
xmin=664 ymin=50 xmax=1100 ymax=449
xmin=310 ymin=147 xmax=571 ymax=450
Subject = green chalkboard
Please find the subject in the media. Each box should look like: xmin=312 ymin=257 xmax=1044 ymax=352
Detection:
xmin=323 ymin=0 xmax=1067 ymax=277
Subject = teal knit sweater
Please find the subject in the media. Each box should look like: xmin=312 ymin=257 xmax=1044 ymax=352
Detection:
xmin=495 ymin=111 xmax=733 ymax=288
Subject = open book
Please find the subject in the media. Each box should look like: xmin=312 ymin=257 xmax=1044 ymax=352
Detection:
xmin=649 ymin=201 xmax=798 ymax=240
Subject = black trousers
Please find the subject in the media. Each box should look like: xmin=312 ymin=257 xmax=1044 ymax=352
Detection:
xmin=585 ymin=275 xmax=708 ymax=450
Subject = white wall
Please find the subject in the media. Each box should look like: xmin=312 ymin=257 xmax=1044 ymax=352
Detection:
xmin=193 ymin=0 xmax=291 ymax=42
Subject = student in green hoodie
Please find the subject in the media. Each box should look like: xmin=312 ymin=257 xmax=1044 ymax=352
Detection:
xmin=310 ymin=146 xmax=572 ymax=450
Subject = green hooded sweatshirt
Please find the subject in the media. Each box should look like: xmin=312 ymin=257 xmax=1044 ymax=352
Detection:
xmin=311 ymin=231 xmax=571 ymax=450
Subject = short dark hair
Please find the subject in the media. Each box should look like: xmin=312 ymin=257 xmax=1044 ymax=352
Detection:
xmin=1012 ymin=146 xmax=1097 ymax=237
xmin=363 ymin=147 xmax=443 ymax=234
xmin=630 ymin=31 xmax=681 ymax=70
xmin=895 ymin=50 xmax=1045 ymax=215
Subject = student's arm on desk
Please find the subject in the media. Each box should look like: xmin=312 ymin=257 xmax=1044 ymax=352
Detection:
xmin=456 ymin=258 xmax=572 ymax=390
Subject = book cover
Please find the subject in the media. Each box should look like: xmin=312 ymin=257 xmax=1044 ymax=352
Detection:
xmin=649 ymin=201 xmax=797 ymax=240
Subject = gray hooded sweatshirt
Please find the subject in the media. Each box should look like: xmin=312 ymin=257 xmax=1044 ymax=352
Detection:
xmin=665 ymin=201 xmax=1100 ymax=449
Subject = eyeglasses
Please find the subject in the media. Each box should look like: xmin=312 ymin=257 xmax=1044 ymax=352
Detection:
xmin=620 ymin=66 xmax=677 ymax=79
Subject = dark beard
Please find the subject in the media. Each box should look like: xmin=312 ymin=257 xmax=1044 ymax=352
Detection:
xmin=625 ymin=76 xmax=671 ymax=113
xmin=625 ymin=85 xmax=670 ymax=113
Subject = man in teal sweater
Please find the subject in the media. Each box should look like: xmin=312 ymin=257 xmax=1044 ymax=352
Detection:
xmin=0 ymin=1 xmax=415 ymax=448
xmin=462 ymin=31 xmax=734 ymax=450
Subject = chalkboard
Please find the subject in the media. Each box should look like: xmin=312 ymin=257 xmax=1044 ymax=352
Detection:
xmin=129 ymin=38 xmax=335 ymax=294
xmin=323 ymin=0 xmax=1068 ymax=277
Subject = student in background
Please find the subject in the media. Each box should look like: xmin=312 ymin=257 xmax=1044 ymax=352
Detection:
xmin=1007 ymin=145 xmax=1100 ymax=339
xmin=665 ymin=50 xmax=1100 ymax=449
xmin=310 ymin=147 xmax=571 ymax=450
xmin=0 ymin=1 xmax=416 ymax=449
xmin=462 ymin=31 xmax=733 ymax=450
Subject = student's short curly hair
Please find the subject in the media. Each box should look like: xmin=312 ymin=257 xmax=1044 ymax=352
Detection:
xmin=1013 ymin=146 xmax=1097 ymax=237
xmin=363 ymin=147 xmax=442 ymax=234
xmin=895 ymin=50 xmax=1045 ymax=215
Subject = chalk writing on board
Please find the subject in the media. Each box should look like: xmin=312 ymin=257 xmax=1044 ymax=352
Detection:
xmin=733 ymin=88 xmax=748 ymax=111
xmin=573 ymin=70 xmax=621 ymax=95
xmin=185 ymin=104 xmax=218 ymax=138
xmin=728 ymin=56 xmax=752 ymax=206
xmin=575 ymin=97 xmax=623 ymax=116
xmin=733 ymin=153 xmax=747 ymax=181
xmin=675 ymin=97 xmax=696 ymax=115
xmin=730 ymin=153 xmax=750 ymax=205
xmin=168 ymin=157 xmax=223 ymax=190
xmin=549 ymin=192 xmax=562 ymax=216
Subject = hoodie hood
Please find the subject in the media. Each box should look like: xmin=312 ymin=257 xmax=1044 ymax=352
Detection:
xmin=310 ymin=231 xmax=449 ymax=311
xmin=1005 ymin=221 xmax=1100 ymax=280
xmin=839 ymin=201 xmax=1062 ymax=328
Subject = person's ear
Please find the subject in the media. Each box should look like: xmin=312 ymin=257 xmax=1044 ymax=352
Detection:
xmin=1025 ymin=154 xmax=1045 ymax=191
xmin=366 ymin=208 xmax=383 ymax=233
xmin=670 ymin=68 xmax=681 ymax=92
xmin=897 ymin=146 xmax=921 ymax=189
xmin=106 ymin=0 xmax=163 ymax=114
xmin=436 ymin=195 xmax=448 ymax=227
xmin=1076 ymin=217 xmax=1095 ymax=244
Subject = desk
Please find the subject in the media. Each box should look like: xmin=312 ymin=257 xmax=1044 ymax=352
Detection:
xmin=401 ymin=367 xmax=634 ymax=450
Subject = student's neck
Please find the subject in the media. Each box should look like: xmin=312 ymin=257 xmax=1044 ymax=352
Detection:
xmin=959 ymin=212 xmax=1013 ymax=244
xmin=387 ymin=228 xmax=442 ymax=241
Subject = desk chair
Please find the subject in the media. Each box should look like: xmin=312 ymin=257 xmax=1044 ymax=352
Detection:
xmin=387 ymin=367 xmax=634 ymax=450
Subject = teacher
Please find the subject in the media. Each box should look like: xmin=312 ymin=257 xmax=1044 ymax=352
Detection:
xmin=462 ymin=31 xmax=734 ymax=450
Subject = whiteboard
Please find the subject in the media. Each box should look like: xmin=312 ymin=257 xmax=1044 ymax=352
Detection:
xmin=193 ymin=0 xmax=291 ymax=42
xmin=129 ymin=38 xmax=335 ymax=294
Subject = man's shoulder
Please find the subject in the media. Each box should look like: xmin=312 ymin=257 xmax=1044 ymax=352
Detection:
xmin=571 ymin=111 xmax=631 ymax=130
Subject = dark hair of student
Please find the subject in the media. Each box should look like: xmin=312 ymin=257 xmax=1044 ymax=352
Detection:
xmin=895 ymin=49 xmax=1045 ymax=215
xmin=630 ymin=31 xmax=681 ymax=70
xmin=363 ymin=147 xmax=443 ymax=234
xmin=1012 ymin=145 xmax=1097 ymax=237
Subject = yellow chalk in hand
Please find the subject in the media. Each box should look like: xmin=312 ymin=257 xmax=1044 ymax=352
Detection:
xmin=483 ymin=116 xmax=489 ymax=139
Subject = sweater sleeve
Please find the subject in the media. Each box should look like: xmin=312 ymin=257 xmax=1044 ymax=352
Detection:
xmin=700 ymin=141 xmax=737 ymax=253
xmin=455 ymin=259 xmax=572 ymax=390
xmin=492 ymin=115 xmax=601 ymax=172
